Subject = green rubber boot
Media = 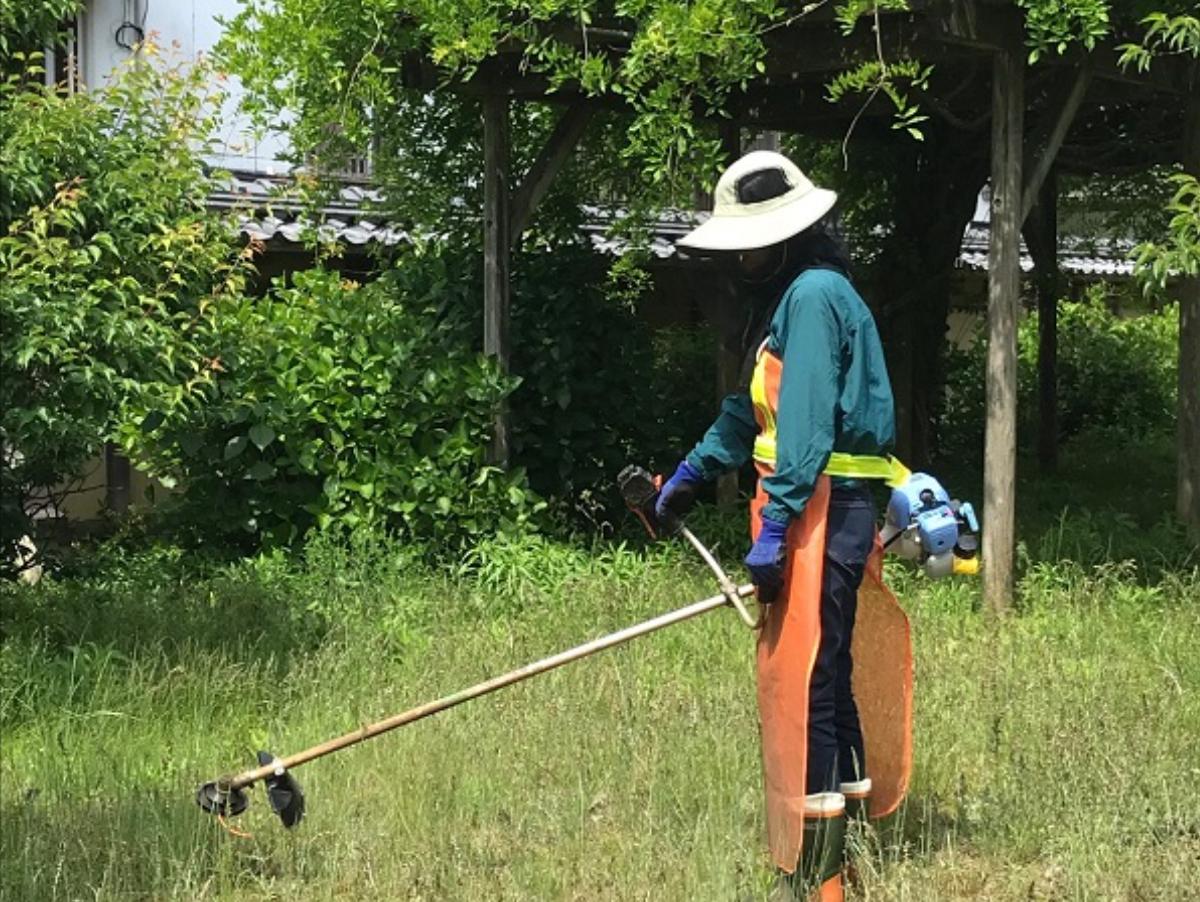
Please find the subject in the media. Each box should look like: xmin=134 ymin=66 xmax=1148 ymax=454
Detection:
xmin=839 ymin=778 xmax=871 ymax=887
xmin=786 ymin=792 xmax=846 ymax=902
xmin=839 ymin=777 xmax=871 ymax=823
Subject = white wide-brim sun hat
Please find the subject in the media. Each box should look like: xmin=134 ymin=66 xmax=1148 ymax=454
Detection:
xmin=677 ymin=150 xmax=837 ymax=253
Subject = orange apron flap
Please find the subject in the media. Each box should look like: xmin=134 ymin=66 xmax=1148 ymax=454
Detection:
xmin=850 ymin=539 xmax=913 ymax=818
xmin=755 ymin=477 xmax=830 ymax=873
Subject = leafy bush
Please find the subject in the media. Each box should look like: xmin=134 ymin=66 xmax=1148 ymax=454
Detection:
xmin=0 ymin=55 xmax=246 ymax=576
xmin=509 ymin=246 xmax=717 ymax=517
xmin=0 ymin=4 xmax=84 ymax=78
xmin=380 ymin=241 xmax=719 ymax=524
xmin=126 ymin=267 xmax=540 ymax=554
xmin=940 ymin=289 xmax=1179 ymax=459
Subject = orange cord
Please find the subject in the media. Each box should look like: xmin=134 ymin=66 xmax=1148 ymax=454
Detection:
xmin=217 ymin=813 xmax=253 ymax=839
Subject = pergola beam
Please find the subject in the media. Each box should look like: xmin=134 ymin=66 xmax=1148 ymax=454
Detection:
xmin=509 ymin=103 xmax=594 ymax=245
xmin=482 ymin=99 xmax=595 ymax=468
xmin=1059 ymin=46 xmax=1194 ymax=96
xmin=1021 ymin=64 xmax=1090 ymax=223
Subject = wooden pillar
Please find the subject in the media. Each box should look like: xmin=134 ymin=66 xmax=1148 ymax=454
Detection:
xmin=1179 ymin=95 xmax=1200 ymax=540
xmin=1025 ymin=169 xmax=1059 ymax=472
xmin=104 ymin=443 xmax=131 ymax=514
xmin=983 ymin=42 xmax=1024 ymax=614
xmin=483 ymin=93 xmax=511 ymax=466
xmin=715 ymin=121 xmax=742 ymax=510
xmin=1018 ymin=63 xmax=1088 ymax=477
xmin=887 ymin=302 xmax=917 ymax=465
xmin=745 ymin=131 xmax=780 ymax=152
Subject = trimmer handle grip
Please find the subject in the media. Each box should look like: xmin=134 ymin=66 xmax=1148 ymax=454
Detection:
xmin=617 ymin=464 xmax=663 ymax=540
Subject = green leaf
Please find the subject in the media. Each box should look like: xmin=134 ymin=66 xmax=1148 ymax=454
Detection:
xmin=247 ymin=460 xmax=276 ymax=480
xmin=248 ymin=422 xmax=276 ymax=450
xmin=224 ymin=435 xmax=249 ymax=460
xmin=140 ymin=410 xmax=165 ymax=433
xmin=179 ymin=433 xmax=204 ymax=455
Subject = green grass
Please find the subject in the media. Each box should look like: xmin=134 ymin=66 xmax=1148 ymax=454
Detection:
xmin=3 ymin=432 xmax=1198 ymax=900
xmin=2 ymin=535 xmax=1198 ymax=901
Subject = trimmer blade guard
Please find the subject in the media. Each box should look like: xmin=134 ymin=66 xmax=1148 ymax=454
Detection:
xmin=257 ymin=750 xmax=305 ymax=828
xmin=196 ymin=780 xmax=249 ymax=817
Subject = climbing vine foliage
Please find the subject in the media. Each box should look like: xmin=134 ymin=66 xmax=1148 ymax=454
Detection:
xmin=217 ymin=0 xmax=1187 ymax=212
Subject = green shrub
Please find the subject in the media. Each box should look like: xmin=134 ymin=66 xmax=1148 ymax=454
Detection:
xmin=385 ymin=241 xmax=719 ymax=524
xmin=0 ymin=6 xmax=84 ymax=78
xmin=509 ymin=247 xmax=717 ymax=517
xmin=940 ymin=289 xmax=1179 ymax=459
xmin=126 ymin=267 xmax=540 ymax=554
xmin=0 ymin=57 xmax=246 ymax=576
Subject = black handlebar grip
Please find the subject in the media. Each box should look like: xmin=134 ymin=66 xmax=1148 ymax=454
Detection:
xmin=617 ymin=465 xmax=661 ymax=539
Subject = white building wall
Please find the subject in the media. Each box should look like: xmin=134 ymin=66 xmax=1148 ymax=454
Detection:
xmin=79 ymin=0 xmax=291 ymax=174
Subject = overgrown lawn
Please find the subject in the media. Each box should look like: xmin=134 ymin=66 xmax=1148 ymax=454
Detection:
xmin=2 ymin=533 xmax=1197 ymax=900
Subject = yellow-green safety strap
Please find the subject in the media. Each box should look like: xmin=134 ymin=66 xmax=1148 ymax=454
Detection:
xmin=824 ymin=451 xmax=911 ymax=488
xmin=753 ymin=436 xmax=911 ymax=488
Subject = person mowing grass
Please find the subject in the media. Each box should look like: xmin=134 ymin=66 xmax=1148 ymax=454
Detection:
xmin=656 ymin=151 xmax=914 ymax=901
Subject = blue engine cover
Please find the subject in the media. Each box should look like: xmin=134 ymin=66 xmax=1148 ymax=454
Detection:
xmin=888 ymin=472 xmax=959 ymax=555
xmin=915 ymin=507 xmax=959 ymax=555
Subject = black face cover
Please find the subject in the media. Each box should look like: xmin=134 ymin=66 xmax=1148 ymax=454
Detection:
xmin=733 ymin=224 xmax=852 ymax=288
xmin=735 ymin=168 xmax=793 ymax=205
xmin=735 ymin=243 xmax=789 ymax=287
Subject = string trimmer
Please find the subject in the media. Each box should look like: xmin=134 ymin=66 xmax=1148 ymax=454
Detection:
xmin=195 ymin=465 xmax=758 ymax=829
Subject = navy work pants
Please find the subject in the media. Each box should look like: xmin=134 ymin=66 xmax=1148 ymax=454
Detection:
xmin=806 ymin=483 xmax=877 ymax=794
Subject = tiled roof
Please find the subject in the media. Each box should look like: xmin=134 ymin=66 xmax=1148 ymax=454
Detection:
xmin=208 ymin=172 xmax=407 ymax=248
xmin=579 ymin=204 xmax=698 ymax=259
xmin=957 ymin=220 xmax=1136 ymax=276
xmin=211 ymin=173 xmax=1138 ymax=275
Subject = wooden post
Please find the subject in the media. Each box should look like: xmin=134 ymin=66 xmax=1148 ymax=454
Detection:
xmin=983 ymin=41 xmax=1024 ymax=614
xmin=483 ymin=93 xmax=511 ymax=467
xmin=1025 ymin=169 xmax=1059 ymax=472
xmin=104 ymin=443 xmax=131 ymax=514
xmin=1179 ymin=95 xmax=1200 ymax=540
xmin=715 ymin=121 xmax=742 ymax=510
xmin=745 ymin=131 xmax=781 ymax=152
xmin=1015 ymin=64 xmax=1087 ymax=476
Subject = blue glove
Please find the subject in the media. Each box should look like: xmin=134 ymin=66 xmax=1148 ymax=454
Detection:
xmin=745 ymin=516 xmax=788 ymax=603
xmin=654 ymin=459 xmax=704 ymax=533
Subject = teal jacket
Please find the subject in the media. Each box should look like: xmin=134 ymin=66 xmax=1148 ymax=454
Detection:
xmin=685 ymin=268 xmax=895 ymax=525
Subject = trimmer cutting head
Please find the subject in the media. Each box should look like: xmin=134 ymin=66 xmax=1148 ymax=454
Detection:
xmin=196 ymin=780 xmax=249 ymax=818
xmin=195 ymin=750 xmax=305 ymax=828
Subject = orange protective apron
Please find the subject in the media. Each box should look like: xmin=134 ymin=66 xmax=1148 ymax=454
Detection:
xmin=750 ymin=347 xmax=913 ymax=874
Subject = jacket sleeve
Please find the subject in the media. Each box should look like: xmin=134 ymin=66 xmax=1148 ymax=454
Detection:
xmin=685 ymin=392 xmax=758 ymax=481
xmin=760 ymin=282 xmax=842 ymax=524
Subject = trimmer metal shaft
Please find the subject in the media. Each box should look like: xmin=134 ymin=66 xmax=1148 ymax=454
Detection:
xmin=204 ymin=582 xmax=754 ymax=802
